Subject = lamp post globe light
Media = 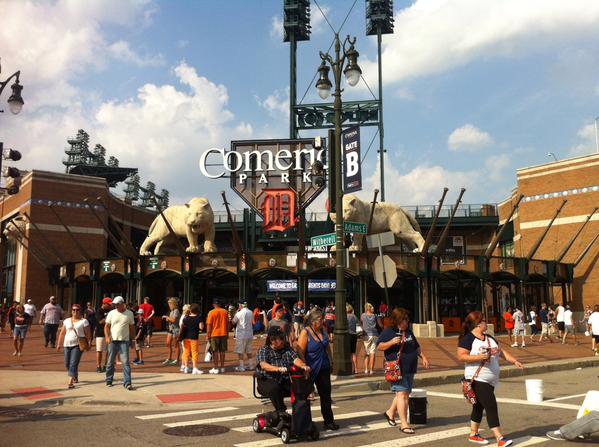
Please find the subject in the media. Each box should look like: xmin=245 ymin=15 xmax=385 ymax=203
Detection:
xmin=315 ymin=34 xmax=362 ymax=376
xmin=0 ymin=58 xmax=25 ymax=115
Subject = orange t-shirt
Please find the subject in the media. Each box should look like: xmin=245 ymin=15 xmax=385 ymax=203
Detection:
xmin=503 ymin=312 xmax=514 ymax=329
xmin=207 ymin=307 xmax=229 ymax=337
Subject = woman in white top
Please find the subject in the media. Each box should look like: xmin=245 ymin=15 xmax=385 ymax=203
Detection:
xmin=57 ymin=304 xmax=91 ymax=389
xmin=457 ymin=311 xmax=523 ymax=447
xmin=588 ymin=304 xmax=599 ymax=353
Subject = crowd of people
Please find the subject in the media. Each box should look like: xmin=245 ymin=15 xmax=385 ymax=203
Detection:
xmin=2 ymin=295 xmax=599 ymax=442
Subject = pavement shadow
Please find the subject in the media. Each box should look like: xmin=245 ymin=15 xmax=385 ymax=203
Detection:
xmin=0 ymin=404 xmax=101 ymax=423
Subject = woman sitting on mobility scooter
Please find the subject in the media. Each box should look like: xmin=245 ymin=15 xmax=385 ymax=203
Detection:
xmin=254 ymin=326 xmax=317 ymax=442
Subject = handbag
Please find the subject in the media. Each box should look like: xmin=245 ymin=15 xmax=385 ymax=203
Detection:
xmin=71 ymin=321 xmax=89 ymax=351
xmin=204 ymin=344 xmax=213 ymax=363
xmin=461 ymin=337 xmax=491 ymax=404
xmin=384 ymin=333 xmax=406 ymax=383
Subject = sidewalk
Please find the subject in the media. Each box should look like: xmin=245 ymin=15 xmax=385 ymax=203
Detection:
xmin=1 ymin=326 xmax=597 ymax=409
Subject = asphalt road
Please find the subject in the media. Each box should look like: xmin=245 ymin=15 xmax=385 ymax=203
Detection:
xmin=2 ymin=367 xmax=598 ymax=447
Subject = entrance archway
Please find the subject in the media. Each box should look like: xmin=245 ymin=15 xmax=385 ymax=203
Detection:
xmin=143 ymin=270 xmax=184 ymax=318
xmin=192 ymin=268 xmax=239 ymax=316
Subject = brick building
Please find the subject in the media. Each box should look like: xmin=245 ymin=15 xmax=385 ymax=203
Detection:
xmin=0 ymin=170 xmax=156 ymax=311
xmin=498 ymin=152 xmax=599 ymax=310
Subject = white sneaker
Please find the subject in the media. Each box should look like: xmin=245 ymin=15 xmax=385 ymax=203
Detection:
xmin=521 ymin=344 xmax=526 ymax=348
xmin=180 ymin=364 xmax=186 ymax=372
xmin=209 ymin=368 xmax=219 ymax=374
xmin=220 ymin=368 xmax=225 ymax=373
xmin=192 ymin=368 xmax=203 ymax=375
xmin=234 ymin=366 xmax=246 ymax=372
xmin=183 ymin=367 xmax=191 ymax=374
xmin=511 ymin=343 xmax=518 ymax=347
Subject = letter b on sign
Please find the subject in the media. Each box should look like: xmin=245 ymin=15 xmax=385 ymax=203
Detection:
xmin=346 ymin=151 xmax=359 ymax=177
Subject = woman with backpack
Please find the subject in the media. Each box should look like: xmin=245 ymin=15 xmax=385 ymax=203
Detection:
xmin=457 ymin=311 xmax=523 ymax=446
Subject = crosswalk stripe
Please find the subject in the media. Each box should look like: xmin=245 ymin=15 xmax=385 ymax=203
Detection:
xmin=162 ymin=406 xmax=338 ymax=428
xmin=357 ymin=426 xmax=471 ymax=447
xmin=231 ymin=410 xmax=377 ymax=432
xmin=136 ymin=406 xmax=239 ymax=420
xmin=427 ymin=391 xmax=580 ymax=410
xmin=487 ymin=436 xmax=548 ymax=447
xmin=234 ymin=422 xmax=394 ymax=447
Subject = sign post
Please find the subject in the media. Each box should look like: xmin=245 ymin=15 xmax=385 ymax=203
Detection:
xmin=367 ymin=231 xmax=396 ymax=307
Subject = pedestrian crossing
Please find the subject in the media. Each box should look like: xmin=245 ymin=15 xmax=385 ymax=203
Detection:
xmin=134 ymin=405 xmax=554 ymax=447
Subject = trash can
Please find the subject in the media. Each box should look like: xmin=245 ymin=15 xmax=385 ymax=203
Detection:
xmin=408 ymin=388 xmax=427 ymax=425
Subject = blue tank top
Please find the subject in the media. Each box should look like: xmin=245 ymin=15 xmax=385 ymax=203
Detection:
xmin=306 ymin=328 xmax=330 ymax=378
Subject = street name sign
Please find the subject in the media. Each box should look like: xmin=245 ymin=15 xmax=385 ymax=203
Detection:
xmin=344 ymin=221 xmax=367 ymax=234
xmin=311 ymin=233 xmax=336 ymax=247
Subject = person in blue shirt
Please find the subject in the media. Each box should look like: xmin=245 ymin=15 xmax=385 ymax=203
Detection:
xmin=377 ymin=307 xmax=430 ymax=435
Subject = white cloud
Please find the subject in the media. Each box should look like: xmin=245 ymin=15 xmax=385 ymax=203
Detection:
xmin=448 ymin=124 xmax=493 ymax=152
xmin=108 ymin=41 xmax=165 ymax=67
xmin=270 ymin=15 xmax=284 ymax=41
xmin=485 ymin=154 xmax=512 ymax=182
xmin=358 ymin=0 xmax=599 ymax=85
xmin=311 ymin=4 xmax=332 ymax=34
xmin=255 ymin=88 xmax=290 ymax=120
xmin=568 ymin=121 xmax=598 ymax=156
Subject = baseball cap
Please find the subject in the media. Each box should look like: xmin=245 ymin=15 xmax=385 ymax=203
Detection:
xmin=267 ymin=326 xmax=285 ymax=338
xmin=27 ymin=299 xmax=32 ymax=303
xmin=102 ymin=297 xmax=113 ymax=305
xmin=240 ymin=301 xmax=248 ymax=307
xmin=112 ymin=296 xmax=125 ymax=305
xmin=212 ymin=297 xmax=221 ymax=305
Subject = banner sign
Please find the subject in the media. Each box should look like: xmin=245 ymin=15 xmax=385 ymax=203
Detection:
xmin=342 ymin=126 xmax=362 ymax=193
xmin=440 ymin=235 xmax=465 ymax=265
xmin=267 ymin=279 xmax=336 ymax=293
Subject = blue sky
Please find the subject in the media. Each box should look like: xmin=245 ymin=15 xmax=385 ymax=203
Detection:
xmin=2 ymin=0 xmax=599 ymax=213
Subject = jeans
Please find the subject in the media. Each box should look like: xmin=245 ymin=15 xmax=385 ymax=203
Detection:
xmin=44 ymin=323 xmax=59 ymax=346
xmin=64 ymin=346 xmax=82 ymax=379
xmin=106 ymin=340 xmax=132 ymax=385
xmin=560 ymin=411 xmax=599 ymax=440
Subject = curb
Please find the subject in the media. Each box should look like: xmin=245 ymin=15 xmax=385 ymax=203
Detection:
xmin=331 ymin=356 xmax=599 ymax=393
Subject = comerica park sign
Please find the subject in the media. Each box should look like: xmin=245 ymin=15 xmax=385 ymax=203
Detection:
xmin=199 ymin=139 xmax=328 ymax=232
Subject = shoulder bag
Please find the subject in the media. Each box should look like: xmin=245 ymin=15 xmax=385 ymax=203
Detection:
xmin=384 ymin=333 xmax=406 ymax=383
xmin=71 ymin=321 xmax=89 ymax=351
xmin=461 ymin=337 xmax=491 ymax=404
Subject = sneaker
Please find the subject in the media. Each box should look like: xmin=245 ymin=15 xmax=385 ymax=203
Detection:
xmin=138 ymin=360 xmax=144 ymax=365
xmin=511 ymin=343 xmax=518 ymax=347
xmin=162 ymin=359 xmax=172 ymax=366
xmin=520 ymin=344 xmax=526 ymax=348
xmin=169 ymin=359 xmax=178 ymax=366
xmin=101 ymin=366 xmax=107 ymax=372
xmin=468 ymin=434 xmax=489 ymax=445
xmin=96 ymin=367 xmax=102 ymax=373
xmin=180 ymin=364 xmax=186 ymax=372
xmin=209 ymin=368 xmax=219 ymax=374
xmin=546 ymin=430 xmax=565 ymax=441
xmin=235 ymin=366 xmax=246 ymax=372
xmin=183 ymin=367 xmax=191 ymax=374
xmin=132 ymin=359 xmax=140 ymax=365
xmin=125 ymin=384 xmax=133 ymax=391
xmin=498 ymin=437 xmax=513 ymax=447
xmin=192 ymin=368 xmax=204 ymax=375
xmin=106 ymin=382 xmax=113 ymax=387
xmin=220 ymin=368 xmax=225 ymax=373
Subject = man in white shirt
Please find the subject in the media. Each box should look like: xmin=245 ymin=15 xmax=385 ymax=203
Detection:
xmin=232 ymin=301 xmax=255 ymax=372
xmin=24 ymin=299 xmax=37 ymax=319
xmin=512 ymin=307 xmax=526 ymax=348
xmin=562 ymin=305 xmax=577 ymax=345
xmin=104 ymin=296 xmax=135 ymax=389
xmin=589 ymin=305 xmax=599 ymax=354
xmin=556 ymin=303 xmax=565 ymax=338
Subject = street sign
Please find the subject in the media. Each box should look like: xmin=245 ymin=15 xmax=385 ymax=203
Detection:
xmin=311 ymin=232 xmax=336 ymax=248
xmin=366 ymin=231 xmax=395 ymax=249
xmin=344 ymin=221 xmax=367 ymax=234
xmin=373 ymin=255 xmax=397 ymax=288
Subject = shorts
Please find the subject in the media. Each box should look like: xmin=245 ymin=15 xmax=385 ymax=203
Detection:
xmin=363 ymin=335 xmax=378 ymax=355
xmin=145 ymin=321 xmax=154 ymax=336
xmin=13 ymin=326 xmax=28 ymax=339
xmin=134 ymin=340 xmax=143 ymax=351
xmin=514 ymin=327 xmax=525 ymax=336
xmin=541 ymin=322 xmax=550 ymax=335
xmin=565 ymin=325 xmax=575 ymax=334
xmin=210 ymin=336 xmax=228 ymax=353
xmin=594 ymin=335 xmax=599 ymax=343
xmin=234 ymin=337 xmax=253 ymax=354
xmin=95 ymin=337 xmax=107 ymax=352
xmin=169 ymin=328 xmax=180 ymax=338
xmin=349 ymin=334 xmax=358 ymax=354
xmin=557 ymin=322 xmax=565 ymax=331
xmin=390 ymin=373 xmax=415 ymax=393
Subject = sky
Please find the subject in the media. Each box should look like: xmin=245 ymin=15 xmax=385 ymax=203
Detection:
xmin=1 ymin=0 xmax=599 ymax=215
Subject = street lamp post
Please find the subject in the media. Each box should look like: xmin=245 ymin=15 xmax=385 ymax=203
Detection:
xmin=316 ymin=34 xmax=362 ymax=376
xmin=0 ymin=58 xmax=25 ymax=115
